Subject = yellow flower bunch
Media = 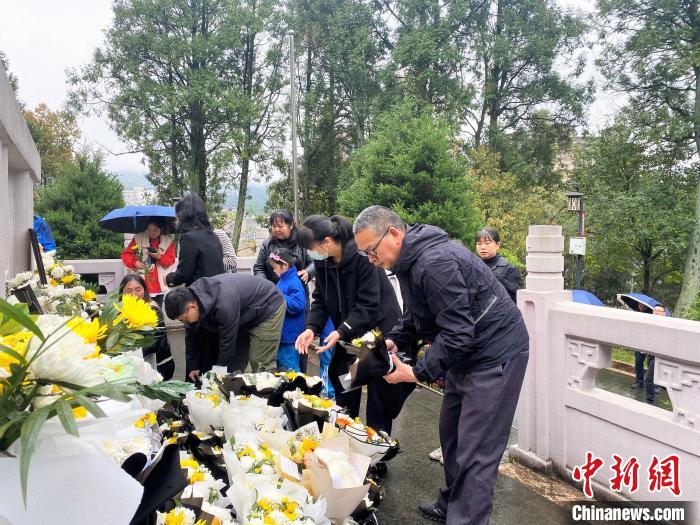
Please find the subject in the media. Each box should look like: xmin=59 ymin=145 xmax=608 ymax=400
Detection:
xmin=82 ymin=289 xmax=96 ymax=302
xmin=134 ymin=412 xmax=157 ymax=428
xmin=114 ymin=294 xmax=158 ymax=329
xmin=195 ymin=391 xmax=222 ymax=407
xmin=302 ymin=394 xmax=333 ymax=409
xmin=61 ymin=274 xmax=77 ymax=285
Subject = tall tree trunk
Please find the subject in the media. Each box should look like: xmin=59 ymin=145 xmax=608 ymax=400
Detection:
xmin=674 ymin=60 xmax=700 ymax=314
xmin=190 ymin=100 xmax=207 ymax=200
xmin=231 ymin=25 xmax=256 ymax=250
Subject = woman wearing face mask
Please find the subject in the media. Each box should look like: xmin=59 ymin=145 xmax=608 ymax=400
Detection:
xmin=295 ymin=215 xmax=403 ymax=433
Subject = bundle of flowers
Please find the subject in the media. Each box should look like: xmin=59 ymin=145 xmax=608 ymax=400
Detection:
xmin=334 ymin=417 xmax=397 ymax=466
xmin=283 ymin=391 xmax=335 ymax=411
xmin=184 ymin=390 xmax=225 ymax=431
xmin=155 ymin=507 xmax=207 ymax=525
xmin=228 ymin=478 xmax=328 ymax=525
xmin=223 ymin=435 xmax=278 ymax=483
xmin=0 ymin=297 xmax=191 ymax=502
xmin=236 ymin=372 xmax=283 ymax=393
xmin=285 ymin=423 xmax=323 ymax=466
xmin=276 ymin=371 xmax=323 ymax=393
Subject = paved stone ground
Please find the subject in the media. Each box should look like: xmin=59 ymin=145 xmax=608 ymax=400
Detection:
xmin=167 ymin=326 xmax=584 ymax=524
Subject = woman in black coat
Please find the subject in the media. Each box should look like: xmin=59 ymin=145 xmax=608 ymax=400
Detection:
xmin=295 ymin=215 xmax=408 ymax=433
xmin=253 ymin=209 xmax=315 ymax=284
xmin=475 ymin=227 xmax=522 ymax=302
xmin=166 ymin=193 xmax=225 ymax=287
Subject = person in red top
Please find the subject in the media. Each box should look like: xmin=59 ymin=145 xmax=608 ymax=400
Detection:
xmin=121 ymin=218 xmax=177 ymax=306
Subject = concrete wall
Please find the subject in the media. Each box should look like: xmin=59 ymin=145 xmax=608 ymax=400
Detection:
xmin=0 ymin=63 xmax=41 ymax=293
xmin=511 ymin=225 xmax=700 ymax=514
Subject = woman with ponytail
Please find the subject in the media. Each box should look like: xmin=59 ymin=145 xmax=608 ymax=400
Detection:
xmin=295 ymin=215 xmax=403 ymax=433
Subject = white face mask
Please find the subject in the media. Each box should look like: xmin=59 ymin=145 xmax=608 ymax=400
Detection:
xmin=307 ymin=249 xmax=329 ymax=261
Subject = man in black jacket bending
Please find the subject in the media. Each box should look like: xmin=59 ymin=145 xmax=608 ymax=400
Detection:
xmin=353 ymin=205 xmax=529 ymax=525
xmin=164 ymin=273 xmax=285 ymax=381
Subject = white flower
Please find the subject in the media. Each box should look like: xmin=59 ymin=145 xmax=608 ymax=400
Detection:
xmin=201 ymin=503 xmax=237 ymax=525
xmin=64 ymin=264 xmax=75 ymax=273
xmin=42 ymin=254 xmax=56 ymax=268
xmin=5 ymin=295 xmax=20 ymax=305
xmin=103 ymin=434 xmax=152 ymax=465
xmin=100 ymin=354 xmax=163 ymax=385
xmin=27 ymin=315 xmax=106 ymax=386
xmin=7 ymin=271 xmax=34 ymax=290
xmin=156 ymin=507 xmax=197 ymax=525
xmin=50 ymin=265 xmax=65 ymax=280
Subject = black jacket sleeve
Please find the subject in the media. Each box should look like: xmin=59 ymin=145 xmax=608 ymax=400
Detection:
xmin=214 ymin=297 xmax=241 ymax=372
xmin=412 ymin=259 xmax=477 ymax=383
xmin=167 ymin=233 xmax=197 ymax=286
xmin=335 ymin=263 xmax=382 ymax=341
xmin=253 ymin=240 xmax=270 ymax=278
xmin=387 ymin=311 xmax=419 ymax=350
xmin=501 ymin=265 xmax=522 ymax=302
xmin=305 ymin=273 xmax=329 ymax=335
xmin=185 ymin=327 xmax=200 ymax=372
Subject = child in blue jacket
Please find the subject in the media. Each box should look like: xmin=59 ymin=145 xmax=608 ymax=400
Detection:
xmin=269 ymin=249 xmax=307 ymax=371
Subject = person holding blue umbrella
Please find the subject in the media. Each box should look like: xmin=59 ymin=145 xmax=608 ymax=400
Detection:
xmin=619 ymin=293 xmax=666 ymax=404
xmin=121 ymin=218 xmax=177 ymax=307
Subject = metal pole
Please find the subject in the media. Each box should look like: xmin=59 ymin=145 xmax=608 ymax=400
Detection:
xmin=289 ymin=31 xmax=299 ymax=223
xmin=576 ymin=197 xmax=584 ymax=288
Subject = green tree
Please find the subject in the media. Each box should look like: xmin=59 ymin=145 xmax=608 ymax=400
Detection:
xmin=596 ymin=0 xmax=700 ymax=315
xmin=338 ymin=102 xmax=479 ymax=242
xmin=468 ymin=0 xmax=592 ymax=148
xmin=35 ymin=152 xmax=125 ymax=259
xmin=572 ymin=120 xmax=696 ymax=306
xmin=0 ymin=49 xmax=20 ymax=95
xmin=68 ymin=0 xmax=286 ymax=235
xmin=23 ymin=104 xmax=80 ymax=186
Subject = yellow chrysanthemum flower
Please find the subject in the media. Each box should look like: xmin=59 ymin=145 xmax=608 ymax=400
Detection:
xmin=134 ymin=412 xmax=157 ymax=428
xmin=257 ymin=499 xmax=273 ymax=513
xmin=72 ymin=406 xmax=88 ymax=419
xmin=49 ymin=278 xmax=58 ymax=287
xmin=188 ymin=470 xmax=205 ymax=484
xmin=180 ymin=457 xmax=200 ymax=470
xmin=0 ymin=332 xmax=33 ymax=373
xmin=114 ymin=294 xmax=158 ymax=329
xmin=264 ymin=516 xmax=276 ymax=525
xmin=68 ymin=317 xmax=107 ymax=346
xmin=301 ymin=437 xmax=319 ymax=453
xmin=61 ymin=274 xmax=77 ymax=284
xmin=82 ymin=289 xmax=97 ymax=302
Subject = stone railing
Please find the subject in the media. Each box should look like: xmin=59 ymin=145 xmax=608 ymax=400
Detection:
xmin=65 ymin=256 xmax=258 ymax=294
xmin=511 ymin=225 xmax=700 ymax=507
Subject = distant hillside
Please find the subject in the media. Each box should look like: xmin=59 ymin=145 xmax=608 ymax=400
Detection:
xmin=115 ymin=171 xmax=268 ymax=210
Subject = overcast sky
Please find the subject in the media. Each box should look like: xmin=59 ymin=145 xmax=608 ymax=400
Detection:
xmin=0 ymin=0 xmax=624 ymax=187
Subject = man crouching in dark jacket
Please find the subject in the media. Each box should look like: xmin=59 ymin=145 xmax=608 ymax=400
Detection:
xmin=164 ymin=273 xmax=285 ymax=382
xmin=353 ymin=205 xmax=529 ymax=525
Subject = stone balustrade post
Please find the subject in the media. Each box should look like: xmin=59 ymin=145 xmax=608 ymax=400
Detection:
xmin=510 ymin=225 xmax=571 ymax=473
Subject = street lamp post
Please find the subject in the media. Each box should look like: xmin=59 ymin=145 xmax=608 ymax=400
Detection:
xmin=289 ymin=31 xmax=299 ymax=224
xmin=565 ymin=191 xmax=585 ymax=289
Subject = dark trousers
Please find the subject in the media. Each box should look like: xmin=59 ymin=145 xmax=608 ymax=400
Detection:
xmin=438 ymin=350 xmax=528 ymax=525
xmin=335 ymin=381 xmax=394 ymax=434
xmin=634 ymin=351 xmax=656 ymax=403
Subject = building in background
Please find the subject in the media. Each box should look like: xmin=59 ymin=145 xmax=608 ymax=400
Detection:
xmin=123 ymin=186 xmax=156 ymax=206
xmin=0 ymin=64 xmax=41 ymax=293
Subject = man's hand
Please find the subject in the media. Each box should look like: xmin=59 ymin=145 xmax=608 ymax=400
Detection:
xmin=298 ymin=270 xmax=310 ymax=284
xmin=136 ymin=261 xmax=147 ymax=271
xmin=384 ymin=354 xmax=417 ymax=384
xmin=317 ymin=330 xmax=340 ymax=353
xmin=295 ymin=329 xmax=315 ymax=354
xmin=188 ymin=369 xmax=201 ymax=382
xmin=385 ymin=338 xmax=398 ymax=353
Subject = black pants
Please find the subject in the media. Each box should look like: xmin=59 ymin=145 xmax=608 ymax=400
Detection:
xmin=437 ymin=350 xmax=528 ymax=525
xmin=634 ymin=351 xmax=656 ymax=403
xmin=335 ymin=381 xmax=395 ymax=434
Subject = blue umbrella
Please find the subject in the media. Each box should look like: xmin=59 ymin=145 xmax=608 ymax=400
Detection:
xmin=572 ymin=289 xmax=604 ymax=306
xmin=99 ymin=205 xmax=176 ymax=234
xmin=617 ymin=292 xmax=663 ymax=312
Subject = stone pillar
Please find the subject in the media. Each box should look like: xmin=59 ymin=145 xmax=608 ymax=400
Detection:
xmin=511 ymin=225 xmax=571 ymax=473
xmin=0 ymin=142 xmax=10 ymax=294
